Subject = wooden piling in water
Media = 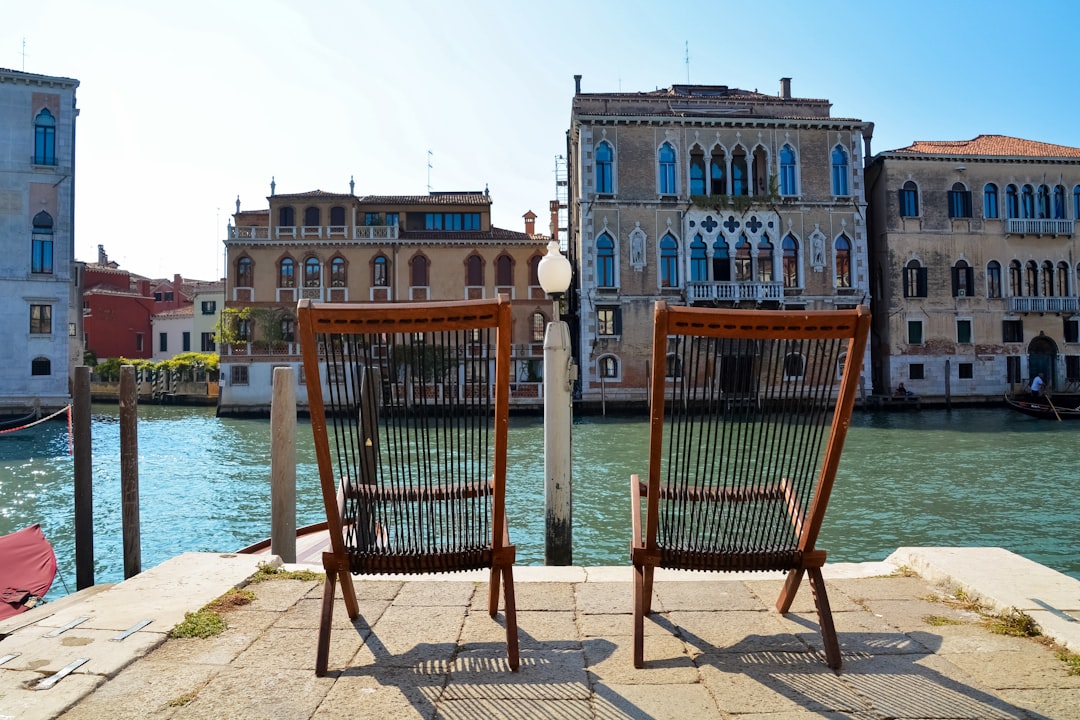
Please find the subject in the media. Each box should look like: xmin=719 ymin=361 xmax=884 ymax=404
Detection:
xmin=270 ymin=367 xmax=296 ymax=564
xmin=119 ymin=365 xmax=141 ymax=578
xmin=73 ymin=366 xmax=94 ymax=590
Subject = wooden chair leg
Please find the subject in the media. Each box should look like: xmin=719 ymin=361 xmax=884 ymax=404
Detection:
xmin=488 ymin=565 xmax=501 ymax=618
xmin=632 ymin=564 xmax=645 ymax=668
xmin=641 ymin=564 xmax=655 ymax=616
xmin=501 ymin=565 xmax=519 ymax=671
xmin=315 ymin=569 xmax=338 ymax=676
xmin=776 ymin=567 xmax=805 ymax=614
xmin=340 ymin=568 xmax=359 ymax=619
xmin=807 ymin=567 xmax=842 ymax=670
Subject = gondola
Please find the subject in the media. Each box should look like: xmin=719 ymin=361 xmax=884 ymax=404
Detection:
xmin=0 ymin=410 xmax=38 ymax=432
xmin=1003 ymin=393 xmax=1080 ymax=420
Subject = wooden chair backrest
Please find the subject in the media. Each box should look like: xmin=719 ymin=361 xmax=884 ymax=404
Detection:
xmin=297 ymin=296 xmax=513 ymax=575
xmin=643 ymin=303 xmax=871 ymax=571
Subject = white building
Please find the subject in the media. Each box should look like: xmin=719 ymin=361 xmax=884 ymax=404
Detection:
xmin=0 ymin=68 xmax=80 ymax=416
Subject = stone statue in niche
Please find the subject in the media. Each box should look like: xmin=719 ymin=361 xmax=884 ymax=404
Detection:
xmin=629 ymin=224 xmax=647 ymax=271
xmin=810 ymin=227 xmax=826 ymax=272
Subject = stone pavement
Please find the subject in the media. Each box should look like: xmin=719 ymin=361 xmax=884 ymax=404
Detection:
xmin=2 ymin=548 xmax=1080 ymax=719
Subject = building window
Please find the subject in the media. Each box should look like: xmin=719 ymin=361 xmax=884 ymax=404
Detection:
xmin=31 ymin=211 xmax=54 ymax=274
xmin=330 ymin=206 xmax=345 ymax=226
xmin=957 ymin=319 xmax=972 ymax=344
xmin=201 ymin=300 xmax=217 ymax=314
xmin=364 ymin=212 xmax=380 ymax=226
xmin=1003 ymin=319 xmax=1023 ymax=343
xmin=159 ymin=333 xmax=168 ymax=352
xmin=236 ymin=318 xmax=251 ymax=342
xmin=665 ymin=352 xmax=683 ymax=379
xmin=984 ymin=184 xmax=999 ymax=219
xmin=304 ymin=207 xmax=320 ymax=226
xmin=690 ymin=235 xmax=708 ymax=282
xmin=731 ymin=147 xmax=748 ymax=196
xmin=659 ymin=234 xmax=679 ymax=287
xmin=1067 ymin=356 xmax=1080 ymax=382
xmin=31 ymin=357 xmax=51 ymax=376
xmin=230 ymin=366 xmax=249 ymax=386
xmin=598 ymin=355 xmax=619 ymax=379
xmin=1065 ymin=318 xmax=1079 ymax=344
xmin=495 ymin=255 xmax=513 ymax=287
xmin=948 ymin=183 xmax=972 ymax=218
xmin=373 ymin=255 xmax=389 ymax=287
xmin=1074 ymin=186 xmax=1080 ymax=220
xmin=236 ymin=257 xmax=253 ymax=287
xmin=1006 ymin=356 xmax=1021 ymax=383
xmin=466 ymin=255 xmax=484 ymax=286
xmin=34 ymin=109 xmax=56 ymax=165
xmin=831 ymin=145 xmax=849 ymax=196
xmin=280 ymin=319 xmax=295 ymax=342
xmin=712 ymin=237 xmax=730 ymax=282
xmin=782 ymin=235 xmax=799 ymax=288
xmin=710 ymin=148 xmax=726 ymax=195
xmin=689 ymin=147 xmax=706 ymax=196
xmin=1021 ymin=185 xmax=1035 ymax=218
xmin=1037 ymin=185 xmax=1051 ymax=218
xmin=424 ymin=212 xmax=480 ymax=230
xmin=1054 ymin=185 xmax=1066 ymax=219
xmin=658 ymin=142 xmax=676 ymax=195
xmin=278 ymin=257 xmax=295 ymax=287
xmin=952 ymin=260 xmax=973 ymax=297
xmin=1009 ymin=260 xmax=1022 ymax=296
xmin=330 ymin=257 xmax=346 ymax=287
xmin=907 ymin=320 xmax=923 ymax=345
xmin=411 ymin=255 xmax=429 ymax=286
xmin=1059 ymin=262 xmax=1071 ymax=296
xmin=835 ymin=235 xmax=851 ymax=288
xmin=734 ymin=235 xmax=752 ymax=282
xmin=30 ymin=304 xmax=51 ymax=334
xmin=596 ymin=140 xmax=613 ymax=194
xmin=756 ymin=235 xmax=774 ymax=283
xmin=182 ymin=331 xmax=191 ymax=352
xmin=135 ymin=333 xmax=144 ymax=352
xmin=899 ymin=181 xmax=919 ymax=217
xmin=1006 ymin=185 xmax=1019 ymax=219
xmin=201 ymin=332 xmax=216 ymax=352
xmin=958 ymin=363 xmax=973 ymax=379
xmin=279 ymin=207 xmax=295 ymax=227
xmin=528 ymin=255 xmax=541 ymax=287
xmin=531 ymin=312 xmax=546 ymax=342
xmin=779 ymin=144 xmax=797 ymax=196
xmin=304 ymin=257 xmax=321 ymax=287
xmin=596 ymin=233 xmax=615 ymax=287
xmin=903 ymin=260 xmax=927 ymax=297
xmin=1026 ymin=261 xmax=1039 ymax=296
xmin=597 ymin=306 xmax=622 ymax=336
xmin=909 ymin=363 xmax=925 ymax=380
xmin=784 ymin=353 xmax=806 ymax=380
xmin=986 ymin=261 xmax=1002 ymax=298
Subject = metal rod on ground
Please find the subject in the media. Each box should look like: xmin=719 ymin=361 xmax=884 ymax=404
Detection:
xmin=270 ymin=367 xmax=297 ymax=563
xmin=544 ymin=314 xmax=573 ymax=566
xmin=119 ymin=365 xmax=141 ymax=578
xmin=73 ymin=366 xmax=94 ymax=590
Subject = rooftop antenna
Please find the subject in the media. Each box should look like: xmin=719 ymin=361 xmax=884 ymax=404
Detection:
xmin=685 ymin=41 xmax=690 ymax=83
xmin=427 ymin=150 xmax=434 ymax=193
xmin=21 ymin=37 xmax=27 ymax=71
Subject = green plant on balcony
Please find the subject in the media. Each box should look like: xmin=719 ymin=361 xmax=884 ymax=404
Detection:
xmin=690 ymin=174 xmax=780 ymax=215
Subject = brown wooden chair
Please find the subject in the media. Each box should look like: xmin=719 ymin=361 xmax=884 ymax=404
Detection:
xmin=631 ymin=302 xmax=871 ymax=670
xmin=297 ymin=296 xmax=519 ymax=676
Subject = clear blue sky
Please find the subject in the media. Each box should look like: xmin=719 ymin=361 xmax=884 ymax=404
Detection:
xmin=7 ymin=0 xmax=1079 ymax=281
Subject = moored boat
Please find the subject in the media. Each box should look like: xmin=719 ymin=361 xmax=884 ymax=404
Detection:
xmin=1003 ymin=393 xmax=1080 ymax=420
xmin=0 ymin=524 xmax=57 ymax=620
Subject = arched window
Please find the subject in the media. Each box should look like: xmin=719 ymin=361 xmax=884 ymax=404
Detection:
xmin=782 ymin=235 xmax=799 ymax=288
xmin=32 ymin=211 xmax=54 ymax=275
xmin=599 ymin=355 xmax=619 ymax=379
xmin=734 ymin=235 xmax=752 ymax=281
xmin=528 ymin=254 xmax=541 ymax=287
xmin=984 ymin=184 xmax=999 ymax=219
xmin=1009 ymin=260 xmax=1022 ymax=296
xmin=279 ymin=206 xmax=295 ymax=226
xmin=900 ymin=181 xmax=919 ymax=217
xmin=835 ymin=235 xmax=852 ymax=288
xmin=783 ymin=353 xmax=806 ymax=380
xmin=31 ymin=357 xmax=51 ymax=376
xmin=596 ymin=233 xmax=615 ymax=287
xmin=278 ymin=257 xmax=295 ymax=287
xmin=304 ymin=207 xmax=320 ymax=226
xmin=531 ymin=312 xmax=546 ymax=342
xmin=1042 ymin=261 xmax=1055 ymax=297
xmin=1058 ymin=261 xmax=1070 ymax=296
xmin=731 ymin=147 xmax=748 ymax=195
xmin=372 ymin=255 xmax=389 ymax=287
xmin=330 ymin=257 xmax=346 ymax=287
xmin=689 ymin=146 xmax=706 ymax=196
xmin=495 ymin=255 xmax=513 ymax=287
xmin=1021 ymin=185 xmax=1035 ymax=218
xmin=280 ymin=318 xmax=296 ymax=342
xmin=659 ymin=234 xmax=679 ymax=287
xmin=466 ymin=255 xmax=484 ymax=286
xmin=690 ymin=235 xmax=708 ymax=282
xmin=34 ymin=109 xmax=56 ymax=165
xmin=779 ymin=144 xmax=797 ymax=196
xmin=1074 ymin=186 xmax=1080 ymax=220
xmin=948 ymin=182 xmax=971 ymax=218
xmin=596 ymin=141 xmax=613 ymax=194
xmin=1006 ymin=185 xmax=1019 ymax=219
xmin=1026 ymin=260 xmax=1039 ymax=296
xmin=411 ymin=255 xmax=429 ymax=287
xmin=710 ymin=147 xmax=726 ymax=195
xmin=1054 ymin=186 xmax=1066 ymax=219
xmin=904 ymin=260 xmax=927 ymax=298
xmin=665 ymin=352 xmax=682 ymax=378
xmin=712 ymin=237 xmax=730 ymax=282
xmin=1037 ymin=185 xmax=1051 ymax=219
xmin=756 ymin=235 xmax=774 ymax=283
xmin=986 ymin=260 xmax=1002 ymax=298
xmin=304 ymin=257 xmax=321 ymax=287
xmin=236 ymin=257 xmax=253 ymax=287
xmin=831 ymin=145 xmax=849 ymax=196
xmin=330 ymin=206 xmax=346 ymax=226
xmin=658 ymin=142 xmax=676 ymax=194
xmin=953 ymin=259 xmax=973 ymax=297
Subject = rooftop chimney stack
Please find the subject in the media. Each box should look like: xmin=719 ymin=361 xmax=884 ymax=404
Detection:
xmin=523 ymin=210 xmax=537 ymax=236
xmin=780 ymin=77 xmax=792 ymax=100
xmin=574 ymin=74 xmax=582 ymax=95
xmin=97 ymin=244 xmax=107 ymax=265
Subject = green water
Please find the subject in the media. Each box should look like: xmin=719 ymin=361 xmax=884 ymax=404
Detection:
xmin=1 ymin=404 xmax=1077 ymax=600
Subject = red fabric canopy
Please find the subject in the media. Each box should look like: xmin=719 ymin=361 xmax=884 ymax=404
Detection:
xmin=0 ymin=524 xmax=57 ymax=621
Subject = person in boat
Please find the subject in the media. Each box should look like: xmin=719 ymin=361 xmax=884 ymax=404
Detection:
xmin=1030 ymin=373 xmax=1045 ymax=399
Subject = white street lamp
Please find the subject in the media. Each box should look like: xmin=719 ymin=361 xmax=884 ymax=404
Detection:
xmin=538 ymin=240 xmax=575 ymax=565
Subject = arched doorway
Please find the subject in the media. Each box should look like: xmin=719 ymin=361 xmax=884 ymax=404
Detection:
xmin=1027 ymin=332 xmax=1058 ymax=388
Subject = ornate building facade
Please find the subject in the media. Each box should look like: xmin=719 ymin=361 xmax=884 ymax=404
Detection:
xmin=566 ymin=78 xmax=873 ymax=406
xmin=866 ymin=135 xmax=1080 ymax=399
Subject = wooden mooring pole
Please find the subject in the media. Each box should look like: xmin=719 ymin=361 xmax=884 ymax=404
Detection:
xmin=73 ymin=366 xmax=94 ymax=590
xmin=119 ymin=365 xmax=141 ymax=578
xmin=270 ymin=367 xmax=296 ymax=563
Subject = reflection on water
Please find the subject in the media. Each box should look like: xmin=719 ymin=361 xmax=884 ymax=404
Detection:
xmin=2 ymin=404 xmax=1077 ymax=600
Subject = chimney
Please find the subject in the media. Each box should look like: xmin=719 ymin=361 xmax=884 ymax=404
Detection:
xmin=574 ymin=74 xmax=582 ymax=95
xmin=523 ymin=210 xmax=537 ymax=236
xmin=548 ymin=200 xmax=559 ymax=242
xmin=97 ymin=244 xmax=107 ymax=265
xmin=174 ymin=273 xmax=183 ymax=290
xmin=780 ymin=77 xmax=792 ymax=100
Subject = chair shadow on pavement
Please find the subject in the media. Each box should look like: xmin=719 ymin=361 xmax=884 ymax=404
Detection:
xmin=655 ymin=614 xmax=1051 ymax=720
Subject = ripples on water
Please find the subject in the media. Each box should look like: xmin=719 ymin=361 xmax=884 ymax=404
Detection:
xmin=2 ymin=404 xmax=1077 ymax=600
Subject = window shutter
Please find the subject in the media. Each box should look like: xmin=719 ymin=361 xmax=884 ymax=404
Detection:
xmin=917 ymin=268 xmax=928 ymax=297
xmin=614 ymin=308 xmax=623 ymax=336
xmin=951 ymin=267 xmax=959 ymax=296
xmin=898 ymin=189 xmax=906 ymax=215
xmin=965 ymin=266 xmax=974 ymax=292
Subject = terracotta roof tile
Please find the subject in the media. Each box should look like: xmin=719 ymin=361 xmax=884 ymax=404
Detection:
xmin=891 ymin=135 xmax=1080 ymax=158
xmin=361 ymin=193 xmax=491 ymax=206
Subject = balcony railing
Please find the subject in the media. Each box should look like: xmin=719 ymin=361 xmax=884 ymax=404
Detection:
xmin=1009 ymin=296 xmax=1080 ymax=314
xmin=228 ymin=225 xmax=400 ymax=241
xmin=686 ymin=281 xmax=785 ymax=303
xmin=1006 ymin=218 xmax=1074 ymax=236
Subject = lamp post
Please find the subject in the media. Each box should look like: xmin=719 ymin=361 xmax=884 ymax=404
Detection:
xmin=537 ymin=240 xmax=575 ymax=566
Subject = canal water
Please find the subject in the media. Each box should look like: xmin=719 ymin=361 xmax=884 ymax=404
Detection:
xmin=2 ymin=404 xmax=1077 ymax=601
